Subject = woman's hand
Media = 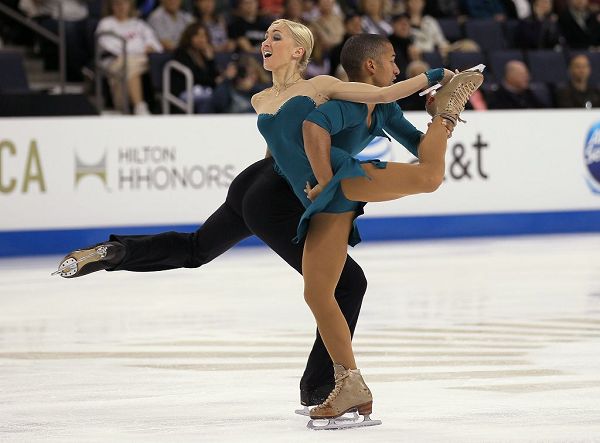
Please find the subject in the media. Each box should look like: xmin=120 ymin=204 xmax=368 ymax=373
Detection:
xmin=441 ymin=69 xmax=455 ymax=86
xmin=305 ymin=181 xmax=326 ymax=201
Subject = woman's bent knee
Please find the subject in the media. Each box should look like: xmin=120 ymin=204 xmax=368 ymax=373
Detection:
xmin=418 ymin=171 xmax=444 ymax=193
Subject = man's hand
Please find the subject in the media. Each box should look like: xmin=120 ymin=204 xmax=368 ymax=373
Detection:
xmin=428 ymin=119 xmax=454 ymax=138
xmin=305 ymin=181 xmax=325 ymax=201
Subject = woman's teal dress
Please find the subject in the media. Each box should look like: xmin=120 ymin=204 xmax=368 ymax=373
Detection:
xmin=257 ymin=95 xmax=386 ymax=246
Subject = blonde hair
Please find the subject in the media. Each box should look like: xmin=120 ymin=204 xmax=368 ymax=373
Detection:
xmin=271 ymin=19 xmax=314 ymax=73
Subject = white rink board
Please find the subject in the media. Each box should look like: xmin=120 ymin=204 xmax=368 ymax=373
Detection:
xmin=364 ymin=109 xmax=600 ymax=216
xmin=0 ymin=115 xmax=264 ymax=230
xmin=1 ymin=110 xmax=600 ymax=231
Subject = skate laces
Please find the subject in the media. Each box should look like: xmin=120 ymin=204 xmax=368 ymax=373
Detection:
xmin=445 ymin=80 xmax=478 ymax=122
xmin=316 ymin=371 xmax=351 ymax=410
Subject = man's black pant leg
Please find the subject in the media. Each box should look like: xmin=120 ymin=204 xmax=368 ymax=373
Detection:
xmin=108 ymin=159 xmax=273 ymax=272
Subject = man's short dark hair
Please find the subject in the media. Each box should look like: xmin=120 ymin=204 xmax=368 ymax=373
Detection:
xmin=340 ymin=34 xmax=391 ymax=81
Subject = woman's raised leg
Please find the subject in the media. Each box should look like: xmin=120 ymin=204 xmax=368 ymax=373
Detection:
xmin=341 ymin=116 xmax=449 ymax=202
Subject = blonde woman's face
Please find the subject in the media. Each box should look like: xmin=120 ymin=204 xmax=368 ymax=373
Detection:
xmin=261 ymin=24 xmax=303 ymax=72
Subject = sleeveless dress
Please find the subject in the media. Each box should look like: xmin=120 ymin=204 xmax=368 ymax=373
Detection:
xmin=257 ymin=95 xmax=387 ymax=246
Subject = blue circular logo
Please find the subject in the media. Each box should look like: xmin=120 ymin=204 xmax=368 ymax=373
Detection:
xmin=585 ymin=122 xmax=600 ymax=193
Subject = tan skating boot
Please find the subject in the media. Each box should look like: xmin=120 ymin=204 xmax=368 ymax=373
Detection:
xmin=309 ymin=363 xmax=373 ymax=419
xmin=52 ymin=242 xmax=125 ymax=278
xmin=425 ymin=69 xmax=484 ymax=127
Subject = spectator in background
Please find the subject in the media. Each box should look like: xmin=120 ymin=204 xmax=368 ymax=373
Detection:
xmin=31 ymin=0 xmax=90 ymax=81
xmin=305 ymin=28 xmax=330 ymax=77
xmin=558 ymin=0 xmax=600 ymax=48
xmin=488 ymin=60 xmax=544 ymax=109
xmin=463 ymin=0 xmax=507 ymax=21
xmin=311 ymin=0 xmax=345 ymax=52
xmin=259 ymin=0 xmax=284 ymax=18
xmin=97 ymin=0 xmax=162 ymax=114
xmin=397 ymin=59 xmax=428 ymax=110
xmin=424 ymin=0 xmax=465 ymax=19
xmin=360 ymin=0 xmax=392 ymax=35
xmin=194 ymin=0 xmax=233 ymax=53
xmin=517 ymin=0 xmax=562 ymax=49
xmin=282 ymin=0 xmax=304 ymax=21
xmin=172 ymin=22 xmax=219 ymax=112
xmin=211 ymin=55 xmax=269 ymax=112
xmin=328 ymin=12 xmax=362 ymax=77
xmin=556 ymin=54 xmax=600 ymax=107
xmin=228 ymin=0 xmax=271 ymax=54
xmin=301 ymin=0 xmax=320 ymax=22
xmin=388 ymin=13 xmax=418 ymax=78
xmin=405 ymin=0 xmax=449 ymax=56
xmin=500 ymin=0 xmax=532 ymax=19
xmin=148 ymin=0 xmax=194 ymax=51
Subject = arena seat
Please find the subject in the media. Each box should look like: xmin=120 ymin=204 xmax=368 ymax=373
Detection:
xmin=464 ymin=19 xmax=505 ymax=52
xmin=0 ymin=50 xmax=29 ymax=93
xmin=528 ymin=50 xmax=568 ymax=85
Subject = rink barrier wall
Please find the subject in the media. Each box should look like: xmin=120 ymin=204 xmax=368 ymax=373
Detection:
xmin=1 ymin=209 xmax=600 ymax=257
xmin=2 ymin=111 xmax=600 ymax=256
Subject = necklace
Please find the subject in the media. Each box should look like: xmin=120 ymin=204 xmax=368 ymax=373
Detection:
xmin=272 ymin=74 xmax=301 ymax=97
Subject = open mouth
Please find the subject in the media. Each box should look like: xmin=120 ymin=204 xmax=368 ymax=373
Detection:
xmin=263 ymin=51 xmax=272 ymax=58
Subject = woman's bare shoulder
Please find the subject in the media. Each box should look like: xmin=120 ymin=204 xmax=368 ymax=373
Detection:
xmin=251 ymin=89 xmax=270 ymax=112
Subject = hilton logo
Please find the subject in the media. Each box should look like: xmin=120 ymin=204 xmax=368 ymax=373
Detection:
xmin=75 ymin=151 xmax=108 ymax=188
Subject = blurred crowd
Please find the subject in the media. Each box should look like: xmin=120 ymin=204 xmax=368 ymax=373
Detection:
xmin=1 ymin=0 xmax=599 ymax=114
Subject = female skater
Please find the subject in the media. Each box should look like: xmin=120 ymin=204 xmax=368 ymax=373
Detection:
xmin=252 ymin=19 xmax=483 ymax=424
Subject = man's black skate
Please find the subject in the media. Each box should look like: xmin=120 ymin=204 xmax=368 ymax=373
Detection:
xmin=52 ymin=242 xmax=125 ymax=278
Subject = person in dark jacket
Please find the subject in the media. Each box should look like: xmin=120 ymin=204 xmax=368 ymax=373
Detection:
xmin=517 ymin=0 xmax=562 ymax=49
xmin=556 ymin=54 xmax=600 ymax=107
xmin=558 ymin=0 xmax=600 ymax=48
xmin=488 ymin=60 xmax=545 ymax=109
xmin=172 ymin=22 xmax=219 ymax=112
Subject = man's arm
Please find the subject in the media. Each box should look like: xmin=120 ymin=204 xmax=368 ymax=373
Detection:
xmin=383 ymin=103 xmax=425 ymax=158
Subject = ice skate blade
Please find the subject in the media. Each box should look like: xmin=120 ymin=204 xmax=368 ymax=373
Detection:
xmin=51 ymin=246 xmax=108 ymax=277
xmin=419 ymin=83 xmax=441 ymax=96
xmin=296 ymin=406 xmax=359 ymax=422
xmin=307 ymin=414 xmax=381 ymax=430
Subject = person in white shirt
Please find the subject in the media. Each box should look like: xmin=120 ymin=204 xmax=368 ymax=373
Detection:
xmin=96 ymin=0 xmax=163 ymax=115
xmin=148 ymin=0 xmax=194 ymax=51
xmin=405 ymin=0 xmax=449 ymax=56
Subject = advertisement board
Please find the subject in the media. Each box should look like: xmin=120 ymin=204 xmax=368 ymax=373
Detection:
xmin=1 ymin=110 xmax=600 ymax=256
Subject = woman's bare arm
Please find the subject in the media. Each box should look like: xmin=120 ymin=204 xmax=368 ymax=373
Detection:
xmin=309 ymin=72 xmax=447 ymax=104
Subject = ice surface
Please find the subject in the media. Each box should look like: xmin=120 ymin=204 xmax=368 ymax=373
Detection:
xmin=1 ymin=235 xmax=600 ymax=442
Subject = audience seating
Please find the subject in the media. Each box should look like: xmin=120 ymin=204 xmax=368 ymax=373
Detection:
xmin=0 ymin=50 xmax=29 ymax=93
xmin=528 ymin=50 xmax=568 ymax=85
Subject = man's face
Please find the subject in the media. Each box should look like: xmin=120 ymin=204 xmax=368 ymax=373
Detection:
xmin=570 ymin=55 xmax=591 ymax=82
xmin=506 ymin=62 xmax=530 ymax=92
xmin=346 ymin=16 xmax=362 ymax=35
xmin=534 ymin=0 xmax=552 ymax=15
xmin=163 ymin=0 xmax=181 ymax=13
xmin=371 ymin=43 xmax=400 ymax=86
xmin=392 ymin=17 xmax=411 ymax=38
xmin=239 ymin=0 xmax=258 ymax=16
